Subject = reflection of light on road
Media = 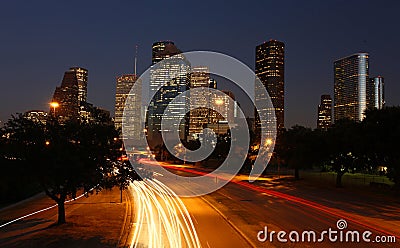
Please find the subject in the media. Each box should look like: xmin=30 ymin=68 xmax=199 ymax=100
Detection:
xmin=158 ymin=164 xmax=400 ymax=240
xmin=130 ymin=179 xmax=201 ymax=248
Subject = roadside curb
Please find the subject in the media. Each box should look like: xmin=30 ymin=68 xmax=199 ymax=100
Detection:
xmin=117 ymin=188 xmax=134 ymax=248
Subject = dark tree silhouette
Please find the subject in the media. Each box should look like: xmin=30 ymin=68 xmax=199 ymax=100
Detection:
xmin=1 ymin=114 xmax=132 ymax=224
xmin=363 ymin=107 xmax=400 ymax=187
xmin=277 ymin=125 xmax=318 ymax=180
xmin=325 ymin=119 xmax=362 ymax=187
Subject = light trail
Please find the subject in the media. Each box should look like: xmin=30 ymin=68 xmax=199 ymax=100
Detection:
xmin=129 ymin=179 xmax=201 ymax=248
xmin=157 ymin=164 xmax=400 ymax=240
xmin=0 ymin=186 xmax=96 ymax=229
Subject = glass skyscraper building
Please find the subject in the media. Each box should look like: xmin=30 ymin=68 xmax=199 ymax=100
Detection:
xmin=52 ymin=70 xmax=80 ymax=121
xmin=255 ymin=40 xmax=285 ymax=135
xmin=69 ymin=67 xmax=88 ymax=103
xmin=334 ymin=53 xmax=369 ymax=122
xmin=114 ymin=74 xmax=142 ymax=146
xmin=317 ymin=94 xmax=332 ymax=130
xmin=188 ymin=66 xmax=218 ymax=140
xmin=367 ymin=76 xmax=385 ymax=110
xmin=147 ymin=41 xmax=191 ymax=145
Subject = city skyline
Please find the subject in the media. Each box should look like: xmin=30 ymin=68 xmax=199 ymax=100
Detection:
xmin=1 ymin=1 xmax=399 ymax=128
xmin=1 ymin=2 xmax=400 ymax=248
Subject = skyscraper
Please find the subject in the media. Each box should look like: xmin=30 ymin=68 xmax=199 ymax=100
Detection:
xmin=205 ymin=90 xmax=237 ymax=136
xmin=147 ymin=41 xmax=191 ymax=145
xmin=317 ymin=94 xmax=332 ymax=130
xmin=188 ymin=66 xmax=218 ymax=140
xmin=214 ymin=90 xmax=235 ymax=124
xmin=367 ymin=76 xmax=385 ymax=110
xmin=69 ymin=67 xmax=88 ymax=103
xmin=151 ymin=41 xmax=180 ymax=65
xmin=255 ymin=40 xmax=285 ymax=135
xmin=51 ymin=70 xmax=80 ymax=121
xmin=334 ymin=53 xmax=369 ymax=122
xmin=114 ymin=74 xmax=142 ymax=140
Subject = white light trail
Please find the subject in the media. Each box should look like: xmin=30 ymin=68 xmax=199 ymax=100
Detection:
xmin=0 ymin=186 xmax=96 ymax=229
xmin=129 ymin=179 xmax=201 ymax=248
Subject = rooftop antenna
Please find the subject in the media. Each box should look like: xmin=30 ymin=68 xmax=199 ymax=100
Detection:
xmin=134 ymin=44 xmax=138 ymax=76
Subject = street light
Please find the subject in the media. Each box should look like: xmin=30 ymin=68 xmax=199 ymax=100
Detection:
xmin=215 ymin=98 xmax=224 ymax=135
xmin=264 ymin=138 xmax=277 ymax=178
xmin=50 ymin=102 xmax=59 ymax=116
xmin=177 ymin=143 xmax=186 ymax=165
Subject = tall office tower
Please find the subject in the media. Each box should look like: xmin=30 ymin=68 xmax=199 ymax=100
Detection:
xmin=367 ymin=76 xmax=385 ymax=110
xmin=152 ymin=41 xmax=180 ymax=65
xmin=255 ymin=40 xmax=285 ymax=136
xmin=147 ymin=41 xmax=191 ymax=145
xmin=51 ymin=70 xmax=80 ymax=121
xmin=334 ymin=53 xmax=369 ymax=122
xmin=69 ymin=67 xmax=88 ymax=103
xmin=214 ymin=90 xmax=235 ymax=124
xmin=188 ymin=66 xmax=218 ymax=140
xmin=207 ymin=90 xmax=236 ymax=135
xmin=114 ymin=75 xmax=142 ymax=144
xmin=317 ymin=95 xmax=332 ymax=130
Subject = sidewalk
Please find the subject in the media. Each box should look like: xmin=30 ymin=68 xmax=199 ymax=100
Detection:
xmin=0 ymin=187 xmax=131 ymax=248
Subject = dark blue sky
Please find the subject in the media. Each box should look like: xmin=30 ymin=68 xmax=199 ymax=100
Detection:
xmin=1 ymin=0 xmax=399 ymax=128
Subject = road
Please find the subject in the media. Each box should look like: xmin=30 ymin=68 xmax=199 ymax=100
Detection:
xmin=1 ymin=164 xmax=398 ymax=248
xmin=126 ymin=179 xmax=249 ymax=248
xmin=154 ymin=164 xmax=399 ymax=248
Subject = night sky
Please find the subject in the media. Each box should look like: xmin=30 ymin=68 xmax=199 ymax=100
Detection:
xmin=1 ymin=0 xmax=399 ymax=128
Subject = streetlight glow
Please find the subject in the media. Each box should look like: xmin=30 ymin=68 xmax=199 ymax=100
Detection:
xmin=50 ymin=102 xmax=59 ymax=116
xmin=50 ymin=102 xmax=59 ymax=109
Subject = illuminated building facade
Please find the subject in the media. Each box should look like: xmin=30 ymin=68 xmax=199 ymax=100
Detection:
xmin=69 ymin=67 xmax=88 ymax=103
xmin=24 ymin=110 xmax=48 ymax=125
xmin=152 ymin=41 xmax=178 ymax=65
xmin=367 ymin=76 xmax=385 ymax=110
xmin=147 ymin=41 xmax=191 ymax=145
xmin=334 ymin=53 xmax=369 ymax=122
xmin=317 ymin=95 xmax=332 ymax=130
xmin=206 ymin=90 xmax=237 ymax=136
xmin=51 ymin=70 xmax=80 ymax=121
xmin=255 ymin=40 xmax=285 ymax=135
xmin=214 ymin=90 xmax=235 ymax=125
xmin=114 ymin=74 xmax=142 ymax=144
xmin=188 ymin=66 xmax=218 ymax=140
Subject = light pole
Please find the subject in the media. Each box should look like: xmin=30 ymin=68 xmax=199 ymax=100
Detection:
xmin=50 ymin=102 xmax=59 ymax=117
xmin=215 ymin=98 xmax=224 ymax=136
xmin=178 ymin=143 xmax=186 ymax=165
xmin=264 ymin=138 xmax=276 ymax=177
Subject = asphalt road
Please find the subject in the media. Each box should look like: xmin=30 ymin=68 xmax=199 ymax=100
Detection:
xmin=1 ymin=166 xmax=398 ymax=248
xmin=180 ymin=195 xmax=250 ymax=248
xmin=158 ymin=165 xmax=399 ymax=248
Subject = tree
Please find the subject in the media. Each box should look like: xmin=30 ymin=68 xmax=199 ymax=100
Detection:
xmin=363 ymin=107 xmax=400 ymax=187
xmin=1 ymin=114 xmax=130 ymax=224
xmin=277 ymin=126 xmax=318 ymax=180
xmin=112 ymin=160 xmax=140 ymax=203
xmin=325 ymin=119 xmax=362 ymax=187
